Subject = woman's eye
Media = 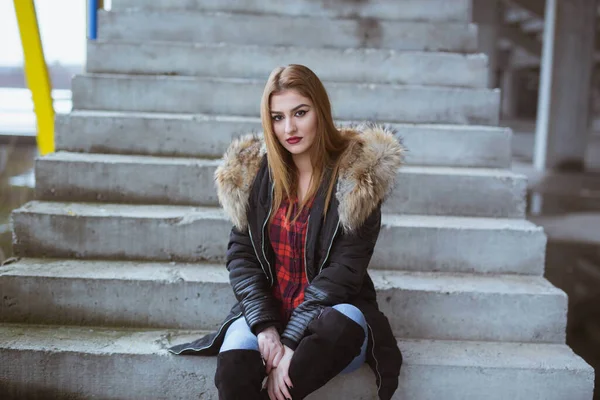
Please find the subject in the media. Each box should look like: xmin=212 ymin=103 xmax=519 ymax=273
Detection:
xmin=271 ymin=115 xmax=282 ymax=121
xmin=295 ymin=110 xmax=306 ymax=117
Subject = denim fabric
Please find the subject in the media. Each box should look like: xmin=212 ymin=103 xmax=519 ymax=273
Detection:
xmin=219 ymin=317 xmax=260 ymax=352
xmin=219 ymin=303 xmax=368 ymax=374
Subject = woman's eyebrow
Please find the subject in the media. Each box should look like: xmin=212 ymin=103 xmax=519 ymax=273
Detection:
xmin=270 ymin=104 xmax=310 ymax=114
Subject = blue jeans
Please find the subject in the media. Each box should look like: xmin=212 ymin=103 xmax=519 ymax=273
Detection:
xmin=220 ymin=303 xmax=368 ymax=374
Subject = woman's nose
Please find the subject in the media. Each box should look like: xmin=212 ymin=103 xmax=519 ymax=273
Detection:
xmin=285 ymin=119 xmax=296 ymax=135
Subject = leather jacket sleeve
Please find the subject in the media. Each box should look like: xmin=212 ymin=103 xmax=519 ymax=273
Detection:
xmin=281 ymin=205 xmax=382 ymax=349
xmin=226 ymin=225 xmax=282 ymax=334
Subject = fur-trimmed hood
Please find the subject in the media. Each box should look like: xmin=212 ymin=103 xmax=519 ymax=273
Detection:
xmin=214 ymin=124 xmax=405 ymax=233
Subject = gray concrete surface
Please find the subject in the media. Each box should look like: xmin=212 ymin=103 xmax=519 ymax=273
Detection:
xmin=11 ymin=202 xmax=546 ymax=275
xmin=529 ymin=213 xmax=600 ymax=245
xmin=384 ymin=166 xmax=526 ymax=218
xmin=35 ymin=152 xmax=526 ymax=218
xmin=55 ymin=111 xmax=512 ymax=168
xmin=87 ymin=41 xmax=488 ymax=88
xmin=0 ymin=259 xmax=566 ymax=342
xmin=35 ymin=153 xmax=221 ymax=207
xmin=11 ymin=202 xmax=231 ymax=263
xmin=98 ymin=10 xmax=478 ymax=52
xmin=373 ymin=214 xmax=546 ymax=275
xmin=0 ymin=324 xmax=593 ymax=400
xmin=71 ymin=74 xmax=501 ymax=125
xmin=112 ymin=0 xmax=473 ymax=22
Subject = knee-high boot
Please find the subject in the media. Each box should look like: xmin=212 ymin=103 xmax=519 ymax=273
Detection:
xmin=215 ymin=349 xmax=266 ymax=400
xmin=288 ymin=307 xmax=366 ymax=399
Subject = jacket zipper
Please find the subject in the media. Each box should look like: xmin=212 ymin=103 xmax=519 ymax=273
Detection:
xmin=168 ymin=312 xmax=243 ymax=354
xmin=248 ymin=228 xmax=271 ymax=285
xmin=248 ymin=184 xmax=275 ymax=286
xmin=367 ymin=323 xmax=382 ymax=394
xmin=303 ymin=215 xmax=311 ymax=281
xmin=318 ymin=219 xmax=341 ymax=275
xmin=260 ymin=184 xmax=275 ymax=285
xmin=304 ymin=218 xmax=340 ymax=283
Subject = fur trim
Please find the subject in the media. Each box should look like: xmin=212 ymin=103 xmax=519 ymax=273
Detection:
xmin=214 ymin=133 xmax=266 ymax=231
xmin=336 ymin=123 xmax=405 ymax=232
xmin=214 ymin=125 xmax=405 ymax=232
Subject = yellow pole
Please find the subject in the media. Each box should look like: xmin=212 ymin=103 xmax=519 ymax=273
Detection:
xmin=14 ymin=0 xmax=55 ymax=155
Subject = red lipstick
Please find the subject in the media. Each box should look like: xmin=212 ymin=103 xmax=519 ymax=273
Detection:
xmin=286 ymin=137 xmax=302 ymax=145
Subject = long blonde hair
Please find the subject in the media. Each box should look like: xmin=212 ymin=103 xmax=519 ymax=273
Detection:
xmin=260 ymin=64 xmax=357 ymax=223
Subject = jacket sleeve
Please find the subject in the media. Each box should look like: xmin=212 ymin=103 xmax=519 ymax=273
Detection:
xmin=280 ymin=205 xmax=382 ymax=349
xmin=226 ymin=225 xmax=282 ymax=335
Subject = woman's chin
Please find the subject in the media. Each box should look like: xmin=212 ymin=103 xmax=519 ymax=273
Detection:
xmin=284 ymin=145 xmax=309 ymax=155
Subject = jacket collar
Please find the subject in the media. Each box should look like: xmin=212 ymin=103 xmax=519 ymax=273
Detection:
xmin=214 ymin=124 xmax=405 ymax=233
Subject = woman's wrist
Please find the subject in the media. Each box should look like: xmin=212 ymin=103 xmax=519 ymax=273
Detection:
xmin=257 ymin=325 xmax=279 ymax=338
xmin=254 ymin=321 xmax=282 ymax=336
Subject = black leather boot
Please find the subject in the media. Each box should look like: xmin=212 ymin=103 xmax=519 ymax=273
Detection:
xmin=287 ymin=307 xmax=366 ymax=399
xmin=215 ymin=349 xmax=265 ymax=400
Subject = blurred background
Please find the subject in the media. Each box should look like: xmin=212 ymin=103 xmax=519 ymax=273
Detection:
xmin=0 ymin=0 xmax=599 ymax=391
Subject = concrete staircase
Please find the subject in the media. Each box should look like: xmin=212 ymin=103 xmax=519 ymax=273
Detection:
xmin=0 ymin=0 xmax=595 ymax=398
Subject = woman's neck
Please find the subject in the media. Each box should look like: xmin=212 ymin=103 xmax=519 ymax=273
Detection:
xmin=292 ymin=152 xmax=313 ymax=177
xmin=292 ymin=152 xmax=313 ymax=202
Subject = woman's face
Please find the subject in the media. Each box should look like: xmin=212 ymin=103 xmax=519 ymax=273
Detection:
xmin=269 ymin=90 xmax=318 ymax=156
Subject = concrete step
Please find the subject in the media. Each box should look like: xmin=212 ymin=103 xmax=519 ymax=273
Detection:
xmin=0 ymin=258 xmax=566 ymax=343
xmin=72 ymin=74 xmax=500 ymax=125
xmin=11 ymin=202 xmax=546 ymax=275
xmin=0 ymin=324 xmax=593 ymax=400
xmin=98 ymin=10 xmax=478 ymax=52
xmin=35 ymin=152 xmax=526 ymax=218
xmin=87 ymin=41 xmax=488 ymax=88
xmin=112 ymin=0 xmax=473 ymax=23
xmin=55 ymin=111 xmax=512 ymax=168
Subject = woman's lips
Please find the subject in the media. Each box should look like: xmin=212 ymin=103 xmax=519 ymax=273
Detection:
xmin=286 ymin=137 xmax=302 ymax=145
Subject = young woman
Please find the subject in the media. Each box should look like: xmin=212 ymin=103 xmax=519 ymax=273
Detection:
xmin=170 ymin=64 xmax=404 ymax=400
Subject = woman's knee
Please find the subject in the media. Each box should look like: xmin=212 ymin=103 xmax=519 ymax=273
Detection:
xmin=220 ymin=318 xmax=259 ymax=353
xmin=308 ymin=304 xmax=367 ymax=348
xmin=332 ymin=304 xmax=367 ymax=331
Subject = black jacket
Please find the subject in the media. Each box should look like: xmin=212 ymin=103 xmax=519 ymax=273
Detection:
xmin=170 ymin=124 xmax=404 ymax=400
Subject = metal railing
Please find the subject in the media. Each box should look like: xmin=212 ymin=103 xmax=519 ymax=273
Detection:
xmin=88 ymin=0 xmax=103 ymax=40
xmin=12 ymin=0 xmax=102 ymax=155
xmin=13 ymin=0 xmax=54 ymax=155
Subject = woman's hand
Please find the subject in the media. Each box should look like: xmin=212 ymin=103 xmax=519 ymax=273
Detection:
xmin=267 ymin=345 xmax=294 ymax=400
xmin=257 ymin=326 xmax=284 ymax=374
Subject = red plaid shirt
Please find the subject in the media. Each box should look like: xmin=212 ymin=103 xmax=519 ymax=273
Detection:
xmin=269 ymin=196 xmax=313 ymax=323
